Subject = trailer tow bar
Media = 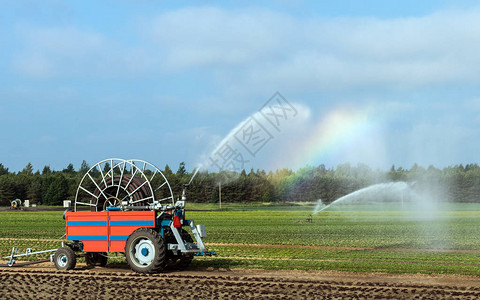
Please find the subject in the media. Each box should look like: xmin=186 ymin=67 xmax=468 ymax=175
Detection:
xmin=3 ymin=246 xmax=59 ymax=266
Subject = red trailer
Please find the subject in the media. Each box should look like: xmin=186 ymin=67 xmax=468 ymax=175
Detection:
xmin=65 ymin=211 xmax=155 ymax=253
xmin=50 ymin=159 xmax=213 ymax=273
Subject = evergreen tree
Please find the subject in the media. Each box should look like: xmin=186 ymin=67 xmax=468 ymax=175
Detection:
xmin=79 ymin=160 xmax=90 ymax=176
xmin=44 ymin=174 xmax=69 ymax=205
xmin=26 ymin=177 xmax=42 ymax=204
xmin=103 ymin=162 xmax=111 ymax=175
xmin=0 ymin=176 xmax=15 ymax=205
xmin=2 ymin=158 xmax=480 ymax=205
xmin=177 ymin=162 xmax=187 ymax=176
xmin=13 ymin=174 xmax=29 ymax=200
xmin=42 ymin=165 xmax=52 ymax=175
xmin=0 ymin=163 xmax=9 ymax=175
xmin=63 ymin=163 xmax=75 ymax=174
xmin=21 ymin=163 xmax=34 ymax=175
xmin=163 ymin=164 xmax=173 ymax=175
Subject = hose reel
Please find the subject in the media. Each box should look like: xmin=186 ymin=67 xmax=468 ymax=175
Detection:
xmin=74 ymin=158 xmax=174 ymax=212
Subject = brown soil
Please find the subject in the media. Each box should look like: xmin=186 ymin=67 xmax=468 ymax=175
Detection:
xmin=1 ymin=262 xmax=480 ymax=299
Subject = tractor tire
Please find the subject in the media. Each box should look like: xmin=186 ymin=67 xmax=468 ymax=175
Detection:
xmin=165 ymin=228 xmax=194 ymax=270
xmin=54 ymin=247 xmax=77 ymax=271
xmin=125 ymin=228 xmax=166 ymax=274
xmin=85 ymin=252 xmax=108 ymax=267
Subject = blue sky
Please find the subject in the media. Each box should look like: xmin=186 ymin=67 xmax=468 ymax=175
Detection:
xmin=2 ymin=0 xmax=480 ymax=173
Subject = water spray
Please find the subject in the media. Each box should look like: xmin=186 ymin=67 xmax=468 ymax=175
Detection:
xmin=180 ymin=166 xmax=202 ymax=202
xmin=312 ymin=182 xmax=412 ymax=215
xmin=188 ymin=166 xmax=201 ymax=186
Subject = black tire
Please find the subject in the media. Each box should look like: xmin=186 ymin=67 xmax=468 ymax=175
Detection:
xmin=85 ymin=252 xmax=108 ymax=267
xmin=125 ymin=228 xmax=166 ymax=273
xmin=97 ymin=252 xmax=108 ymax=267
xmin=54 ymin=247 xmax=76 ymax=271
xmin=165 ymin=228 xmax=194 ymax=270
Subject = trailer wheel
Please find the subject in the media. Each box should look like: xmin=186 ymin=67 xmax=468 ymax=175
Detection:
xmin=54 ymin=247 xmax=76 ymax=270
xmin=85 ymin=252 xmax=108 ymax=267
xmin=125 ymin=228 xmax=165 ymax=273
xmin=98 ymin=252 xmax=108 ymax=267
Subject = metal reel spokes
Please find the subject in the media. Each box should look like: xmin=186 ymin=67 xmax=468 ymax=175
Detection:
xmin=75 ymin=158 xmax=172 ymax=211
xmin=127 ymin=159 xmax=175 ymax=208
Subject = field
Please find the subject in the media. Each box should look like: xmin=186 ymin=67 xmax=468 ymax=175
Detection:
xmin=2 ymin=203 xmax=480 ymax=298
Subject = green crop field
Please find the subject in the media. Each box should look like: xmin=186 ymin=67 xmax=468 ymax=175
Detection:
xmin=2 ymin=203 xmax=480 ymax=275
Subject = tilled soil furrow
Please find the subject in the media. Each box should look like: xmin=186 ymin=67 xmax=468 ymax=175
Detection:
xmin=2 ymin=268 xmax=480 ymax=299
xmin=2 ymin=268 xmax=480 ymax=295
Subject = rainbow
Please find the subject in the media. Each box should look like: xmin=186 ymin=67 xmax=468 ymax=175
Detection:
xmin=288 ymin=107 xmax=379 ymax=170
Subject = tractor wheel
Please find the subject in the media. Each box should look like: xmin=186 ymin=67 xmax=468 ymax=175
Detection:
xmin=54 ymin=247 xmax=77 ymax=271
xmin=165 ymin=229 xmax=194 ymax=270
xmin=85 ymin=252 xmax=108 ymax=267
xmin=125 ymin=228 xmax=166 ymax=273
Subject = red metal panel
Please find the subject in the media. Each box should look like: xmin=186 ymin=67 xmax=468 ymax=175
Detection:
xmin=84 ymin=241 xmax=109 ymax=252
xmin=108 ymin=211 xmax=155 ymax=252
xmin=65 ymin=211 xmax=156 ymax=253
xmin=109 ymin=241 xmax=127 ymax=252
xmin=108 ymin=210 xmax=155 ymax=220
xmin=66 ymin=212 xmax=109 ymax=252
xmin=66 ymin=211 xmax=108 ymax=221
xmin=109 ymin=226 xmax=142 ymax=236
xmin=67 ymin=226 xmax=108 ymax=236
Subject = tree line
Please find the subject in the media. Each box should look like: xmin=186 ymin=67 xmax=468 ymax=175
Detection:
xmin=0 ymin=161 xmax=480 ymax=206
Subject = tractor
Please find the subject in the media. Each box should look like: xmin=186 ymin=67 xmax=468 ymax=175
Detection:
xmin=53 ymin=158 xmax=213 ymax=273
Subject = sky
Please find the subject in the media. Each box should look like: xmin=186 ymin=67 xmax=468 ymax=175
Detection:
xmin=1 ymin=0 xmax=480 ymax=173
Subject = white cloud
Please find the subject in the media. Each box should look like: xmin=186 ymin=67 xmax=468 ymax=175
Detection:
xmin=150 ymin=7 xmax=295 ymax=70
xmin=7 ymin=4 xmax=480 ymax=172
xmin=13 ymin=6 xmax=480 ymax=92
xmin=12 ymin=25 xmax=158 ymax=78
xmin=14 ymin=54 xmax=53 ymax=78
xmin=148 ymin=7 xmax=480 ymax=92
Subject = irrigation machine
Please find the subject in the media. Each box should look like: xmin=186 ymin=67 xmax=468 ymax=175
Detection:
xmin=3 ymin=158 xmax=214 ymax=273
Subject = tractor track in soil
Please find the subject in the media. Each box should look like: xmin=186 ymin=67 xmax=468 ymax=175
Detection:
xmin=1 ymin=264 xmax=480 ymax=299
